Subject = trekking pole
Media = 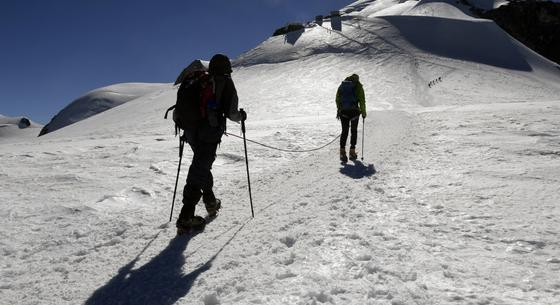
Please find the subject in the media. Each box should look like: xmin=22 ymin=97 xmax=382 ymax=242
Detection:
xmin=169 ymin=135 xmax=185 ymax=222
xmin=361 ymin=116 xmax=365 ymax=161
xmin=240 ymin=109 xmax=254 ymax=218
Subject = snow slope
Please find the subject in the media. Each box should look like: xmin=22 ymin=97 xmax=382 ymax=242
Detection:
xmin=39 ymin=83 xmax=170 ymax=136
xmin=1 ymin=0 xmax=560 ymax=304
xmin=0 ymin=114 xmax=42 ymax=142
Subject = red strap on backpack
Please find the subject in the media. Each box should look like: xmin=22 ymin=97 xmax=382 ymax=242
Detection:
xmin=199 ymin=79 xmax=214 ymax=118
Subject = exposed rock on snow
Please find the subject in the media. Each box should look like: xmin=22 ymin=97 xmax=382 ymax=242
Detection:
xmin=0 ymin=114 xmax=42 ymax=142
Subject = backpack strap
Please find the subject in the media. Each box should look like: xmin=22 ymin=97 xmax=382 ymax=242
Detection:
xmin=164 ymin=105 xmax=175 ymax=119
xmin=164 ymin=105 xmax=180 ymax=136
xmin=199 ymin=74 xmax=214 ymax=118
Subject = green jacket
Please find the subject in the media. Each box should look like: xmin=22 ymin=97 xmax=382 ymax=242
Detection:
xmin=335 ymin=76 xmax=366 ymax=116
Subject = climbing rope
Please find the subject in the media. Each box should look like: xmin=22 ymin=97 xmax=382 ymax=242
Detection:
xmin=225 ymin=132 xmax=340 ymax=153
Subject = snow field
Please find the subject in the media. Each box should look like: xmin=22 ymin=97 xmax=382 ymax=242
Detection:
xmin=2 ymin=0 xmax=560 ymax=304
xmin=4 ymin=100 xmax=558 ymax=304
xmin=393 ymin=102 xmax=560 ymax=304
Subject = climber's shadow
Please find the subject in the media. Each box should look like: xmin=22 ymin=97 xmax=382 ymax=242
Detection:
xmin=340 ymin=160 xmax=376 ymax=179
xmin=84 ymin=231 xmax=209 ymax=305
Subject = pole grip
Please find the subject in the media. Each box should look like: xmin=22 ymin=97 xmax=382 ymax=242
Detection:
xmin=240 ymin=108 xmax=246 ymax=133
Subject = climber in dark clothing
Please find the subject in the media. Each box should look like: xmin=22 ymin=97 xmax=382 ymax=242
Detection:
xmin=177 ymin=54 xmax=246 ymax=232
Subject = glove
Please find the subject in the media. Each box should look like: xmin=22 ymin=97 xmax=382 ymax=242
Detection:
xmin=239 ymin=109 xmax=247 ymax=121
xmin=362 ymin=112 xmax=367 ymax=119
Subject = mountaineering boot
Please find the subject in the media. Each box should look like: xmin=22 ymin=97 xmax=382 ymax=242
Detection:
xmin=176 ymin=204 xmax=205 ymax=234
xmin=204 ymin=199 xmax=221 ymax=217
xmin=176 ymin=215 xmax=206 ymax=235
xmin=340 ymin=148 xmax=348 ymax=163
xmin=203 ymin=191 xmax=221 ymax=217
xmin=176 ymin=204 xmax=194 ymax=227
xmin=349 ymin=148 xmax=358 ymax=161
xmin=177 ymin=185 xmax=205 ymax=234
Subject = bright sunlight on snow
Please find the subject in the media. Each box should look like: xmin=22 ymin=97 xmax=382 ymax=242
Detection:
xmin=1 ymin=0 xmax=560 ymax=304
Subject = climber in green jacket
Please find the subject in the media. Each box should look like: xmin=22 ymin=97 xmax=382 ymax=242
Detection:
xmin=336 ymin=74 xmax=366 ymax=162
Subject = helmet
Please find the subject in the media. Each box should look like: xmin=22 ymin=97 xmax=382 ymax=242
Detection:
xmin=209 ymin=54 xmax=232 ymax=75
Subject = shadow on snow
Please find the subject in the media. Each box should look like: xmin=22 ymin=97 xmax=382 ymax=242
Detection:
xmin=85 ymin=218 xmax=248 ymax=305
xmin=285 ymin=29 xmax=304 ymax=45
xmin=340 ymin=160 xmax=376 ymax=179
xmin=381 ymin=15 xmax=532 ymax=71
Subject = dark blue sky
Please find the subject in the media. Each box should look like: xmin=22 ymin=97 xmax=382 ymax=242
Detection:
xmin=1 ymin=0 xmax=354 ymax=124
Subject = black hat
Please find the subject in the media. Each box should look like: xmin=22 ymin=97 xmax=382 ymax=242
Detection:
xmin=209 ymin=53 xmax=232 ymax=75
xmin=347 ymin=74 xmax=359 ymax=82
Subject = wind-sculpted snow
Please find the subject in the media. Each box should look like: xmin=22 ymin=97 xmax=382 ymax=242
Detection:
xmin=235 ymin=0 xmax=554 ymax=77
xmin=382 ymin=15 xmax=532 ymax=70
xmin=403 ymin=0 xmax=477 ymax=20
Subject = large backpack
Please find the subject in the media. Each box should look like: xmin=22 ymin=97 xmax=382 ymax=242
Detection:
xmin=165 ymin=71 xmax=218 ymax=134
xmin=339 ymin=80 xmax=358 ymax=110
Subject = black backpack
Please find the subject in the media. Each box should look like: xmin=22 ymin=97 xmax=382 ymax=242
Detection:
xmin=165 ymin=71 xmax=217 ymax=134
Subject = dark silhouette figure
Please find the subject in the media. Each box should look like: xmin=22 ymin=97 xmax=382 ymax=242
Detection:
xmin=176 ymin=54 xmax=246 ymax=232
xmin=85 ymin=218 xmax=247 ymax=305
xmin=85 ymin=233 xmax=210 ymax=305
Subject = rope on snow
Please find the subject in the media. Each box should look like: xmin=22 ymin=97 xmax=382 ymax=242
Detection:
xmin=225 ymin=132 xmax=340 ymax=153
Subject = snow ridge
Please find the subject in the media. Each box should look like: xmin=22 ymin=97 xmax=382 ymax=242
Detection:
xmin=39 ymin=83 xmax=169 ymax=136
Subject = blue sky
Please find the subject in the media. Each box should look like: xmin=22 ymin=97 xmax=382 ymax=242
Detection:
xmin=0 ymin=0 xmax=354 ymax=124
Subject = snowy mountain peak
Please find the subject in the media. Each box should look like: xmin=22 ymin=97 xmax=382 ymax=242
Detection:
xmin=39 ymin=82 xmax=170 ymax=136
xmin=236 ymin=0 xmax=559 ymax=80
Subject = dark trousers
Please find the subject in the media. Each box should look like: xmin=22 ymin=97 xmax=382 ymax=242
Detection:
xmin=340 ymin=116 xmax=359 ymax=149
xmin=180 ymin=129 xmax=219 ymax=219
